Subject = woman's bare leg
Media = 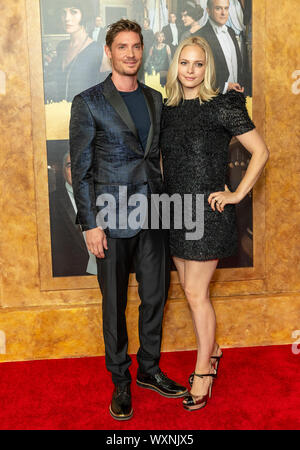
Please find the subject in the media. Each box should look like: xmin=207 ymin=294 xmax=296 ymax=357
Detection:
xmin=183 ymin=259 xmax=218 ymax=396
xmin=173 ymin=256 xmax=200 ymax=349
xmin=173 ymin=256 xmax=185 ymax=289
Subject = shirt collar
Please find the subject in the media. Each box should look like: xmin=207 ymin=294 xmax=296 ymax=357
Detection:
xmin=65 ymin=181 xmax=73 ymax=196
xmin=209 ymin=18 xmax=228 ymax=34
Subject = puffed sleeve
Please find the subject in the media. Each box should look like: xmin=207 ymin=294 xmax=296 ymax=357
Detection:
xmin=217 ymin=90 xmax=256 ymax=137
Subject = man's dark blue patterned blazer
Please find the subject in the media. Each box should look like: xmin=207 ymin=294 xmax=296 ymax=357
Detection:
xmin=69 ymin=74 xmax=164 ymax=238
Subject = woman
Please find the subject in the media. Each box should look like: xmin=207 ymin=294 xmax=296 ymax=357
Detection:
xmin=142 ymin=18 xmax=155 ymax=61
xmin=160 ymin=36 xmax=269 ymax=411
xmin=180 ymin=1 xmax=204 ymax=41
xmin=145 ymin=31 xmax=171 ymax=86
xmin=45 ymin=0 xmax=102 ymax=103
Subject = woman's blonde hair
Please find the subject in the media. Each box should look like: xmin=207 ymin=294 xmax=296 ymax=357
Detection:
xmin=165 ymin=36 xmax=219 ymax=106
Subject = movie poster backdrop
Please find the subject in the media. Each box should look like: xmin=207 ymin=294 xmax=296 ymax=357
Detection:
xmin=40 ymin=0 xmax=253 ymax=277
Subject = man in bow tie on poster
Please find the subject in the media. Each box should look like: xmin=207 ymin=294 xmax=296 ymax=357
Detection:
xmin=162 ymin=12 xmax=181 ymax=58
xmin=198 ymin=0 xmax=246 ymax=94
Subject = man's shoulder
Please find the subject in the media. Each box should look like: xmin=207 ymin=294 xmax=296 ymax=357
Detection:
xmin=77 ymin=82 xmax=104 ymax=102
xmin=140 ymin=83 xmax=163 ymax=101
xmin=72 ymin=80 xmax=109 ymax=109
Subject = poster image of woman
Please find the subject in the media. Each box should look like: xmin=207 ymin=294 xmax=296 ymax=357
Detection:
xmin=145 ymin=31 xmax=171 ymax=86
xmin=43 ymin=0 xmax=103 ymax=103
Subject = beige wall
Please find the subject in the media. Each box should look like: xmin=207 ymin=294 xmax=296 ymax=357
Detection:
xmin=0 ymin=0 xmax=299 ymax=362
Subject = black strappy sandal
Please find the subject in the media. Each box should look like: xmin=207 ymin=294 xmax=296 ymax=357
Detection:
xmin=183 ymin=371 xmax=216 ymax=411
xmin=188 ymin=344 xmax=223 ymax=387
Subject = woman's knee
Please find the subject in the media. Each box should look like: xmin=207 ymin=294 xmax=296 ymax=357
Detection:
xmin=184 ymin=285 xmax=209 ymax=309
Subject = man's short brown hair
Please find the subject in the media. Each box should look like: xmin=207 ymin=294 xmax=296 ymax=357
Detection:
xmin=105 ymin=19 xmax=143 ymax=49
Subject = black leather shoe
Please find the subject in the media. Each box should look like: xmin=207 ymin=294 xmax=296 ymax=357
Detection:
xmin=136 ymin=369 xmax=188 ymax=398
xmin=109 ymin=384 xmax=133 ymax=421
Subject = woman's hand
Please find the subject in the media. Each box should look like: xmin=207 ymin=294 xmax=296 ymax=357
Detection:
xmin=208 ymin=185 xmax=243 ymax=213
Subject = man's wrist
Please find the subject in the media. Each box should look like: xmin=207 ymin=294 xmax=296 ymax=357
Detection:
xmin=85 ymin=226 xmax=102 ymax=232
xmin=223 ymin=82 xmax=229 ymax=94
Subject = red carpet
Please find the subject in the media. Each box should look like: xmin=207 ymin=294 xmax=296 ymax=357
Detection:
xmin=0 ymin=345 xmax=299 ymax=430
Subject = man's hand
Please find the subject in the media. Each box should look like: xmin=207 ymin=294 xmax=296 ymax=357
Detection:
xmin=86 ymin=227 xmax=108 ymax=258
xmin=228 ymin=82 xmax=244 ymax=93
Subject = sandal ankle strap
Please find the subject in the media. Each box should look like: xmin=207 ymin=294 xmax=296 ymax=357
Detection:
xmin=193 ymin=371 xmax=216 ymax=378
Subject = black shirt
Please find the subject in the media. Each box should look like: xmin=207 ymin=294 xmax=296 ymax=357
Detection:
xmin=119 ymin=85 xmax=151 ymax=151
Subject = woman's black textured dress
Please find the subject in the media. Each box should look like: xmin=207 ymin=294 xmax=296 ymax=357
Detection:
xmin=160 ymin=90 xmax=255 ymax=261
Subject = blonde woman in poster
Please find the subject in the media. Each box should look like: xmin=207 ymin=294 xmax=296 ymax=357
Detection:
xmin=160 ymin=36 xmax=269 ymax=411
xmin=145 ymin=31 xmax=172 ymax=86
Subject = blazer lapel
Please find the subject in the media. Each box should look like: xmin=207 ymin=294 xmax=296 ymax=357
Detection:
xmin=228 ymin=27 xmax=243 ymax=79
xmin=63 ymin=188 xmax=77 ymax=226
xmin=102 ymin=75 xmax=139 ymax=141
xmin=206 ymin=22 xmax=229 ymax=80
xmin=140 ymin=85 xmax=155 ymax=159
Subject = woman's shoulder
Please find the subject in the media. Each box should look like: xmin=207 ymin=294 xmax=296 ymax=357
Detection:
xmin=162 ymin=98 xmax=170 ymax=109
xmin=215 ymin=90 xmax=255 ymax=133
xmin=56 ymin=39 xmax=69 ymax=53
xmin=77 ymin=41 xmax=102 ymax=63
xmin=162 ymin=97 xmax=184 ymax=107
xmin=83 ymin=40 xmax=100 ymax=54
xmin=162 ymin=92 xmax=241 ymax=110
xmin=162 ymin=98 xmax=182 ymax=115
xmin=217 ymin=90 xmax=247 ymax=108
xmin=180 ymin=30 xmax=191 ymax=41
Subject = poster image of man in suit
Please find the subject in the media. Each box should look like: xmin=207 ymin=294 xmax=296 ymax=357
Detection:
xmin=198 ymin=0 xmax=248 ymax=95
xmin=49 ymin=150 xmax=97 ymax=277
xmin=161 ymin=12 xmax=181 ymax=57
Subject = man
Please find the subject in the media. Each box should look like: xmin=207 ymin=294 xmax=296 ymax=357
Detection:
xmin=49 ymin=151 xmax=91 ymax=277
xmin=95 ymin=16 xmax=107 ymax=49
xmin=69 ymin=19 xmax=187 ymax=421
xmin=198 ymin=0 xmax=245 ymax=94
xmin=162 ymin=12 xmax=180 ymax=57
xmin=91 ymin=16 xmax=103 ymax=41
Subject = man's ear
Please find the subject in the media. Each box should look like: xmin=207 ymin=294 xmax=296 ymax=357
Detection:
xmin=104 ymin=45 xmax=111 ymax=59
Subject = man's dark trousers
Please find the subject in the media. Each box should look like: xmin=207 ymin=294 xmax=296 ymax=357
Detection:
xmin=97 ymin=228 xmax=170 ymax=386
xmin=70 ymin=74 xmax=170 ymax=387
